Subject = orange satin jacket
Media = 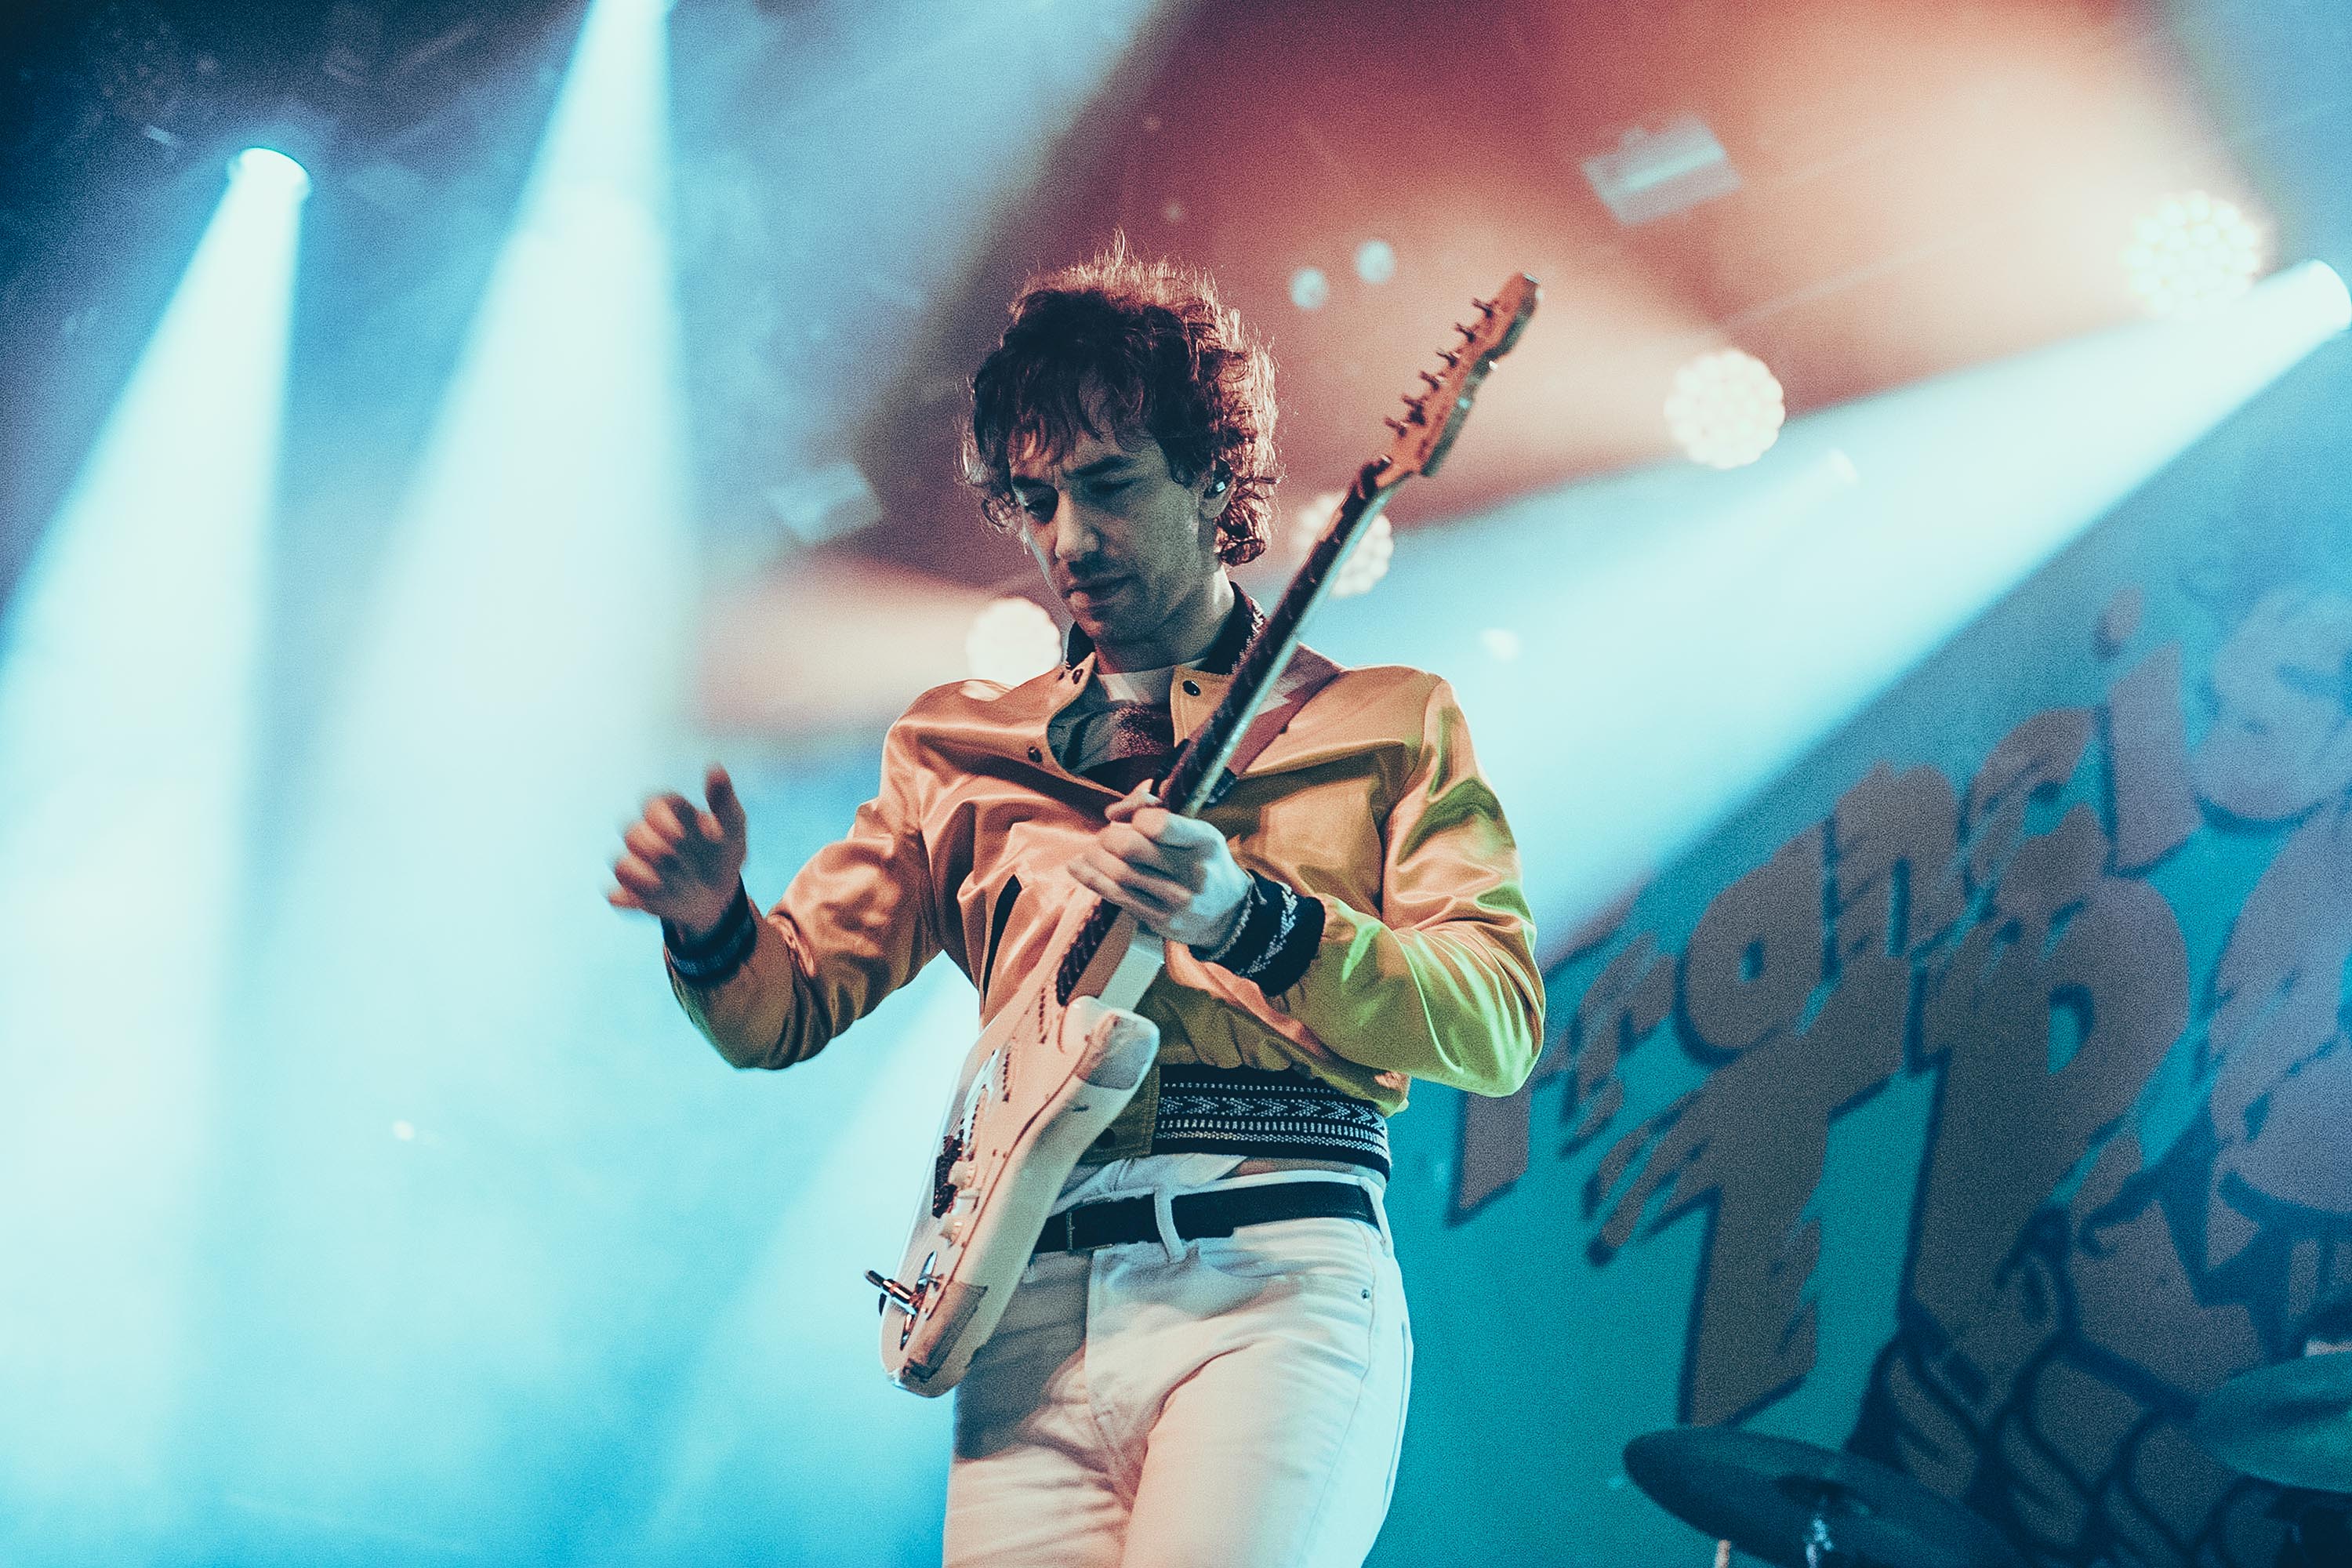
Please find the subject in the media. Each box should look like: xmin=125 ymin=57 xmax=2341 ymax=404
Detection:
xmin=668 ymin=642 xmax=1544 ymax=1149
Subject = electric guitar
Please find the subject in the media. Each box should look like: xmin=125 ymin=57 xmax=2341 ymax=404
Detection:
xmin=868 ymin=272 xmax=1541 ymax=1396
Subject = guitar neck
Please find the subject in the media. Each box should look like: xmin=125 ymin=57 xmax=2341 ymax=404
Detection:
xmin=1163 ymin=462 xmax=1392 ymax=815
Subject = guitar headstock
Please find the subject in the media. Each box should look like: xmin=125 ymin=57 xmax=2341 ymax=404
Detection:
xmin=1371 ymin=272 xmax=1541 ymax=490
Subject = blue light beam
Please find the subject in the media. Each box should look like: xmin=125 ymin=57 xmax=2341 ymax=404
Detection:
xmin=0 ymin=150 xmax=305 ymax=1555
xmin=1309 ymin=260 xmax=2352 ymax=946
xmin=212 ymin=0 xmax=700 ymax=1546
xmin=633 ymin=962 xmax=970 ymax=1562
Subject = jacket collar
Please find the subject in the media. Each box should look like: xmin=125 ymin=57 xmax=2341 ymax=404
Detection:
xmin=1061 ymin=585 xmax=1264 ymax=677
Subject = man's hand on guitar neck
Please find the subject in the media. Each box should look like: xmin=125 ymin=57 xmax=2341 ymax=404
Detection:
xmin=1071 ymin=781 xmax=1253 ymax=953
xmin=608 ymin=764 xmax=751 ymax=944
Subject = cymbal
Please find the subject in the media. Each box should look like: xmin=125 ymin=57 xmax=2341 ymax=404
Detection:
xmin=1623 ymin=1428 xmax=2025 ymax=1568
xmin=2190 ymin=1354 xmax=2352 ymax=1493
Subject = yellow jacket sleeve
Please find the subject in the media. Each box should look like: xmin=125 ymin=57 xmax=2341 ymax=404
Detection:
xmin=668 ymin=720 xmax=942 ymax=1069
xmin=1276 ymin=677 xmax=1544 ymax=1097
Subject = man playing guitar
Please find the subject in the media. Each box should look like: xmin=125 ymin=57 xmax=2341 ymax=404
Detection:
xmin=610 ymin=250 xmax=1544 ymax=1566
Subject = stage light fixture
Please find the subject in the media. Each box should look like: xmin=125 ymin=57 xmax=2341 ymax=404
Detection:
xmin=1355 ymin=240 xmax=1396 ymax=285
xmin=229 ymin=147 xmax=312 ymax=199
xmin=1665 ymin=348 xmax=1785 ymax=469
xmin=1583 ymin=114 xmax=1740 ymax=226
xmin=2124 ymin=191 xmax=2265 ymax=318
xmin=966 ymin=596 xmax=1060 ymax=686
xmin=1289 ymin=266 xmax=1330 ymax=310
xmin=0 ymin=107 xmax=305 ymax=1522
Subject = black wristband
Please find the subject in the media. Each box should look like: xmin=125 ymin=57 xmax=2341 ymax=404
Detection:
xmin=1191 ymin=877 xmax=1258 ymax=966
xmin=1189 ymin=871 xmax=1323 ymax=996
xmin=666 ymin=884 xmax=756 ymax=985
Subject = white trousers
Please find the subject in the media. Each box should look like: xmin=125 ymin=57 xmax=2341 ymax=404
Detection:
xmin=943 ymin=1156 xmax=1413 ymax=1568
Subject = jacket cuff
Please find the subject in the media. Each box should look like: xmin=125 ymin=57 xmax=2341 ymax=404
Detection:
xmin=1191 ymin=871 xmax=1324 ymax=996
xmin=665 ymin=884 xmax=756 ymax=986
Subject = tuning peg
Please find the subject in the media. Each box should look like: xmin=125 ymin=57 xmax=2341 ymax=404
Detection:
xmin=1417 ymin=370 xmax=1443 ymax=389
xmin=1454 ymin=322 xmax=1477 ymax=340
xmin=1383 ymin=416 xmax=1410 ymax=435
xmin=1472 ymin=297 xmax=1497 ymax=317
xmin=1437 ymin=349 xmax=1461 ymax=368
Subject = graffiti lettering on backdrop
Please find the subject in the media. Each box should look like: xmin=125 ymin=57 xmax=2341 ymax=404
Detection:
xmin=1455 ymin=582 xmax=2352 ymax=1567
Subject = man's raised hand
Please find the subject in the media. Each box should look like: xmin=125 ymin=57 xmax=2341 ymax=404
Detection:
xmin=608 ymin=764 xmax=749 ymax=942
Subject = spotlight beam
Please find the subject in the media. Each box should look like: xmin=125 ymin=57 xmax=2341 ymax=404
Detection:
xmin=1305 ymin=262 xmax=2350 ymax=942
xmin=206 ymin=0 xmax=699 ymax=1546
xmin=0 ymin=150 xmax=305 ymax=1552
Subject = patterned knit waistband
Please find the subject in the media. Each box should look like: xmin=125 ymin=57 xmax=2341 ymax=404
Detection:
xmin=1147 ymin=1065 xmax=1392 ymax=1178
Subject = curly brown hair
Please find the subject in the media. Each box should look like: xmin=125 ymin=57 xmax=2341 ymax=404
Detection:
xmin=964 ymin=246 xmax=1278 ymax=567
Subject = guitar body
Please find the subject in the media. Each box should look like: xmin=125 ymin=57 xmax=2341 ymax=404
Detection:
xmin=867 ymin=270 xmax=1539 ymax=1397
xmin=877 ymin=891 xmax=1166 ymax=1396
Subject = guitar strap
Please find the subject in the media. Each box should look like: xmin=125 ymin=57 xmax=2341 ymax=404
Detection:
xmin=1200 ymin=646 xmax=1344 ymax=808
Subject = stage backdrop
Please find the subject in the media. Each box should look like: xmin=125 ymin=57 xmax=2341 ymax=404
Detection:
xmin=1369 ymin=337 xmax=2352 ymax=1567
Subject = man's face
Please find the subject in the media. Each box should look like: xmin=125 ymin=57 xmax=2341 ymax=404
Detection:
xmin=1008 ymin=422 xmax=1225 ymax=656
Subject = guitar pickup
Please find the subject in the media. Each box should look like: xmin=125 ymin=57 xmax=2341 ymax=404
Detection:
xmin=929 ymin=1132 xmax=964 ymax=1218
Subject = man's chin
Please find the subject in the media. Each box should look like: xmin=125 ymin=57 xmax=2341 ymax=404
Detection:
xmin=1069 ymin=601 xmax=1138 ymax=644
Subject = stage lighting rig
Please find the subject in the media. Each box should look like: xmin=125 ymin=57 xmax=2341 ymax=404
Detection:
xmin=1582 ymin=114 xmax=1740 ymax=227
xmin=229 ymin=147 xmax=314 ymax=201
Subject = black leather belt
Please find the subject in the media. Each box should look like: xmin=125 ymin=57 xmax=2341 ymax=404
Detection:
xmin=1032 ymin=1180 xmax=1377 ymax=1258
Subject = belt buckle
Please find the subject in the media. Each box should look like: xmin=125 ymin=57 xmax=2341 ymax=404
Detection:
xmin=1051 ymin=1206 xmax=1080 ymax=1254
